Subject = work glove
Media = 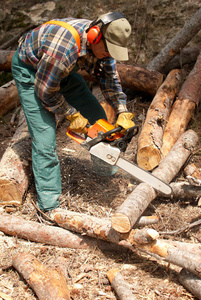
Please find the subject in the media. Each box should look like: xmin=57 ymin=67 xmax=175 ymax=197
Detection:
xmin=67 ymin=112 xmax=89 ymax=134
xmin=115 ymin=112 xmax=135 ymax=133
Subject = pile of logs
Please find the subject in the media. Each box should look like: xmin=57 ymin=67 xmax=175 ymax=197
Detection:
xmin=0 ymin=7 xmax=201 ymax=300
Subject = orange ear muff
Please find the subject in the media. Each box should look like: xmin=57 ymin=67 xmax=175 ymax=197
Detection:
xmin=87 ymin=25 xmax=102 ymax=44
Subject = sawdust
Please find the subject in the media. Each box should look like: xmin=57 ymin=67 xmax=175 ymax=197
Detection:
xmin=0 ymin=96 xmax=201 ymax=299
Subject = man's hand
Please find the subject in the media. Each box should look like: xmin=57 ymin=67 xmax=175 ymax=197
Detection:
xmin=115 ymin=112 xmax=135 ymax=133
xmin=67 ymin=112 xmax=89 ymax=134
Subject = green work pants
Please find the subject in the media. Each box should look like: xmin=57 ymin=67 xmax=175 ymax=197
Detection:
xmin=11 ymin=50 xmax=106 ymax=211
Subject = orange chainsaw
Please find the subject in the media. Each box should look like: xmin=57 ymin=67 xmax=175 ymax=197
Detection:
xmin=67 ymin=119 xmax=172 ymax=195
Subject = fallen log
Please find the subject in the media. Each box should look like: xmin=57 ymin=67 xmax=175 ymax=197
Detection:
xmin=0 ymin=110 xmax=31 ymax=207
xmin=161 ymin=51 xmax=201 ymax=157
xmin=0 ymin=212 xmax=130 ymax=253
xmin=78 ymin=63 xmax=163 ymax=96
xmin=160 ymin=46 xmax=201 ymax=74
xmin=12 ymin=252 xmax=71 ymax=300
xmin=137 ymin=69 xmax=182 ymax=171
xmin=0 ymin=80 xmax=20 ymax=116
xmin=0 ymin=49 xmax=163 ymax=97
xmin=169 ymin=181 xmax=201 ymax=199
xmin=0 ymin=50 xmax=16 ymax=72
xmin=107 ymin=268 xmax=136 ymax=300
xmin=178 ymin=268 xmax=201 ymax=300
xmin=159 ymin=240 xmax=201 ymax=255
xmin=48 ymin=208 xmax=159 ymax=246
xmin=111 ymin=130 xmax=199 ymax=233
xmin=147 ymin=8 xmax=201 ymax=72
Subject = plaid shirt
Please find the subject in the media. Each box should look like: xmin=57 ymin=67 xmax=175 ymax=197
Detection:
xmin=18 ymin=18 xmax=128 ymax=115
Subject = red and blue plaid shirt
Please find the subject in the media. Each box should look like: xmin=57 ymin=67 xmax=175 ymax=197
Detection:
xmin=18 ymin=18 xmax=128 ymax=115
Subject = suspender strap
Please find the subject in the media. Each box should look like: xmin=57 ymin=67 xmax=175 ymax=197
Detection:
xmin=43 ymin=20 xmax=81 ymax=55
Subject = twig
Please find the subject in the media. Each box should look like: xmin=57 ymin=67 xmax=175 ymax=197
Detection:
xmin=159 ymin=219 xmax=201 ymax=235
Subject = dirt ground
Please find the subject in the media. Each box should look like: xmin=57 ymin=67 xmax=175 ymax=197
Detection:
xmin=0 ymin=89 xmax=201 ymax=300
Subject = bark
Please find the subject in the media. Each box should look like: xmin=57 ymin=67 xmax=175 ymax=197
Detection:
xmin=92 ymin=84 xmax=116 ymax=124
xmin=0 ymin=50 xmax=16 ymax=72
xmin=49 ymin=208 xmax=159 ymax=246
xmin=161 ymin=51 xmax=201 ymax=157
xmin=169 ymin=181 xmax=201 ymax=199
xmin=178 ymin=268 xmax=201 ymax=300
xmin=78 ymin=63 xmax=163 ymax=96
xmin=0 ymin=213 xmax=130 ymax=253
xmin=140 ymin=239 xmax=201 ymax=278
xmin=107 ymin=268 xmax=136 ymax=300
xmin=0 ymin=110 xmax=31 ymax=207
xmin=137 ymin=69 xmax=182 ymax=171
xmin=160 ymin=46 xmax=201 ymax=74
xmin=0 ymin=80 xmax=20 ymax=116
xmin=147 ymin=8 xmax=201 ymax=72
xmin=159 ymin=240 xmax=201 ymax=256
xmin=111 ymin=130 xmax=199 ymax=233
xmin=12 ymin=252 xmax=71 ymax=300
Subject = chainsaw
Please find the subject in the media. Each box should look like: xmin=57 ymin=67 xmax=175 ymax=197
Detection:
xmin=66 ymin=119 xmax=172 ymax=196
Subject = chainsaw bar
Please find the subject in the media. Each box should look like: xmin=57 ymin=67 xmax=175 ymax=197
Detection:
xmin=89 ymin=142 xmax=172 ymax=196
xmin=116 ymin=157 xmax=172 ymax=195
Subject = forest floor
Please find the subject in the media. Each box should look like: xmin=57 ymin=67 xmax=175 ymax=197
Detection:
xmin=0 ymin=91 xmax=201 ymax=300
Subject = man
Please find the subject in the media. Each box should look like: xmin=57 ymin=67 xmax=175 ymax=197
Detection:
xmin=11 ymin=11 xmax=135 ymax=212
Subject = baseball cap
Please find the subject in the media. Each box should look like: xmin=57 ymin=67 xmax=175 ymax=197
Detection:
xmin=101 ymin=14 xmax=131 ymax=61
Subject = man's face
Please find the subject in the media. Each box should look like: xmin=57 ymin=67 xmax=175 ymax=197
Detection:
xmin=91 ymin=39 xmax=110 ymax=59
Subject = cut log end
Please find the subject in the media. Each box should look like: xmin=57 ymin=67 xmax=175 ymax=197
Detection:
xmin=137 ymin=146 xmax=161 ymax=171
xmin=111 ymin=212 xmax=131 ymax=233
xmin=0 ymin=178 xmax=22 ymax=207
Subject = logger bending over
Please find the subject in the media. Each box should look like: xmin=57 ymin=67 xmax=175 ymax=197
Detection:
xmin=11 ymin=11 xmax=135 ymax=212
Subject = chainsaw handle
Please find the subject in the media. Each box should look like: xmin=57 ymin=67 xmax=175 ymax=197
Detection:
xmin=66 ymin=128 xmax=85 ymax=144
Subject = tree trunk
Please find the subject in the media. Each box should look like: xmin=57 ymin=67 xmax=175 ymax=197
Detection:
xmin=111 ymin=130 xmax=199 ymax=233
xmin=0 ymin=213 xmax=131 ymax=253
xmin=161 ymin=51 xmax=201 ymax=157
xmin=159 ymin=240 xmax=201 ymax=255
xmin=137 ymin=69 xmax=182 ymax=171
xmin=169 ymin=181 xmax=201 ymax=199
xmin=160 ymin=46 xmax=201 ymax=74
xmin=48 ymin=208 xmax=159 ymax=246
xmin=107 ymin=268 xmax=136 ymax=300
xmin=178 ymin=268 xmax=201 ymax=300
xmin=78 ymin=63 xmax=163 ymax=96
xmin=147 ymin=8 xmax=201 ymax=72
xmin=12 ymin=252 xmax=71 ymax=300
xmin=0 ymin=50 xmax=15 ymax=72
xmin=0 ymin=110 xmax=31 ymax=207
xmin=0 ymin=80 xmax=20 ymax=116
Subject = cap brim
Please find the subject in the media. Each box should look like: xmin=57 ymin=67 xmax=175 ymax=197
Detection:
xmin=105 ymin=39 xmax=129 ymax=61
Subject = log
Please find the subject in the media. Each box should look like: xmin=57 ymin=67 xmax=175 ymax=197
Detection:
xmin=161 ymin=51 xmax=201 ymax=157
xmin=78 ymin=63 xmax=163 ymax=96
xmin=48 ymin=208 xmax=159 ymax=246
xmin=178 ymin=268 xmax=201 ymax=300
xmin=0 ymin=49 xmax=163 ymax=97
xmin=0 ymin=213 xmax=130 ymax=253
xmin=0 ymin=110 xmax=31 ymax=207
xmin=160 ymin=46 xmax=201 ymax=74
xmin=147 ymin=8 xmax=201 ymax=72
xmin=0 ymin=50 xmax=15 ymax=72
xmin=169 ymin=181 xmax=201 ymax=199
xmin=137 ymin=69 xmax=182 ymax=171
xmin=111 ymin=130 xmax=199 ymax=233
xmin=140 ymin=239 xmax=201 ymax=279
xmin=12 ymin=252 xmax=71 ymax=300
xmin=107 ymin=268 xmax=136 ymax=300
xmin=0 ymin=80 xmax=20 ymax=116
xmin=159 ymin=240 xmax=201 ymax=256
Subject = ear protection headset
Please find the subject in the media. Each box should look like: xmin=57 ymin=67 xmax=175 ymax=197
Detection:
xmin=86 ymin=11 xmax=125 ymax=44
